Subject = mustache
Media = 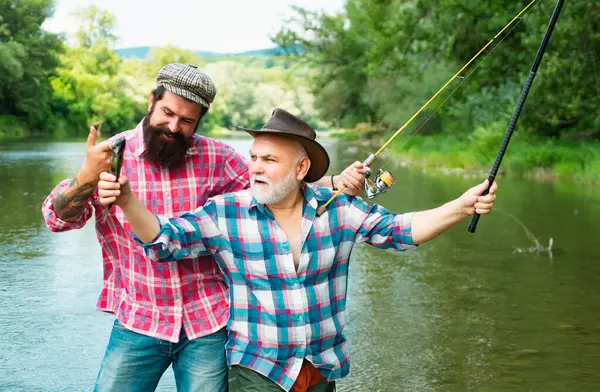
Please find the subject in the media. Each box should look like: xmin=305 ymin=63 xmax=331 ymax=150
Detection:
xmin=155 ymin=127 xmax=185 ymax=141
xmin=250 ymin=175 xmax=272 ymax=186
xmin=144 ymin=121 xmax=189 ymax=148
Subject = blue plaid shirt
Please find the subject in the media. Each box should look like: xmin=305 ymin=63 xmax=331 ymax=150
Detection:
xmin=142 ymin=184 xmax=415 ymax=391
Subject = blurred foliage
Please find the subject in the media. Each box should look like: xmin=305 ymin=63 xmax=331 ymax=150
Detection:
xmin=0 ymin=0 xmax=63 ymax=131
xmin=0 ymin=1 xmax=599 ymax=183
xmin=0 ymin=3 xmax=320 ymax=140
xmin=48 ymin=6 xmax=141 ymax=137
xmin=273 ymin=0 xmax=600 ymax=140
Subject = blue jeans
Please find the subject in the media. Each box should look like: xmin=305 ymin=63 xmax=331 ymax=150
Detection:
xmin=94 ymin=320 xmax=227 ymax=392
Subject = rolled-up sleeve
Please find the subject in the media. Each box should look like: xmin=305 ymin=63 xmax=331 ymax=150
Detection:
xmin=139 ymin=200 xmax=228 ymax=262
xmin=41 ymin=179 xmax=95 ymax=232
xmin=348 ymin=197 xmax=417 ymax=251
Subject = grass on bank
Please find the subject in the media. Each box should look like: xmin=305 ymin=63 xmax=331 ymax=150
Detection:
xmin=0 ymin=115 xmax=27 ymax=142
xmin=331 ymin=125 xmax=600 ymax=186
xmin=3 ymin=113 xmax=598 ymax=186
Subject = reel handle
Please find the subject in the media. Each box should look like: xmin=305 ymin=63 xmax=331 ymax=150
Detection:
xmin=316 ymin=153 xmax=381 ymax=216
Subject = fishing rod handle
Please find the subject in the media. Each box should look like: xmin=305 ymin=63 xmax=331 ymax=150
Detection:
xmin=317 ymin=154 xmax=378 ymax=217
xmin=467 ymin=213 xmax=482 ymax=233
xmin=467 ymin=174 xmax=495 ymax=233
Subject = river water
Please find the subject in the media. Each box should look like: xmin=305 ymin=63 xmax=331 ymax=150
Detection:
xmin=1 ymin=138 xmax=599 ymax=391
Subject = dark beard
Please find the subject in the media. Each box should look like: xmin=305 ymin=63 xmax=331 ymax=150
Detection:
xmin=142 ymin=114 xmax=193 ymax=169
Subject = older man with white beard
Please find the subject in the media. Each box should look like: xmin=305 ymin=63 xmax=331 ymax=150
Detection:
xmin=250 ymin=142 xmax=308 ymax=206
xmin=96 ymin=108 xmax=498 ymax=392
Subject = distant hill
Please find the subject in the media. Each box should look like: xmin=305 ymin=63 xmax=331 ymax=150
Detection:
xmin=115 ymin=46 xmax=279 ymax=59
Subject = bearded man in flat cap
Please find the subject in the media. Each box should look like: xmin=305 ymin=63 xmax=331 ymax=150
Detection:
xmin=41 ymin=64 xmax=365 ymax=392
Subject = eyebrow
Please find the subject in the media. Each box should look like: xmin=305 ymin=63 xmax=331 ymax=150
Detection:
xmin=249 ymin=151 xmax=278 ymax=160
xmin=161 ymin=105 xmax=197 ymax=123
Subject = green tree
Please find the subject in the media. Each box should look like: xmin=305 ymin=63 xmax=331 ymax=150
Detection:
xmin=273 ymin=0 xmax=600 ymax=139
xmin=0 ymin=0 xmax=63 ymax=133
xmin=49 ymin=6 xmax=142 ymax=137
xmin=148 ymin=45 xmax=204 ymax=74
xmin=73 ymin=5 xmax=117 ymax=49
xmin=273 ymin=5 xmax=374 ymax=128
xmin=201 ymin=60 xmax=320 ymax=131
xmin=519 ymin=0 xmax=600 ymax=136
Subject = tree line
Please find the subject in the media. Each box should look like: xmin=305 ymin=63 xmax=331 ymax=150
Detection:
xmin=0 ymin=2 xmax=319 ymax=140
xmin=1 ymin=0 xmax=599 ymax=177
xmin=272 ymin=0 xmax=599 ymax=141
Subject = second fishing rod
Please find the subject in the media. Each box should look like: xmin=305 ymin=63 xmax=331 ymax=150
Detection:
xmin=316 ymin=0 xmax=541 ymax=217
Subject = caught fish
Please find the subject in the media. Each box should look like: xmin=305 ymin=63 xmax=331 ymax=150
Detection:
xmin=102 ymin=137 xmax=126 ymax=222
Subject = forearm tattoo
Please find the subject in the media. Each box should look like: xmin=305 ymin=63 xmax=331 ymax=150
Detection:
xmin=53 ymin=178 xmax=96 ymax=221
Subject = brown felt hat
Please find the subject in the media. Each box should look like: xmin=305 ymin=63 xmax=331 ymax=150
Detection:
xmin=237 ymin=108 xmax=330 ymax=182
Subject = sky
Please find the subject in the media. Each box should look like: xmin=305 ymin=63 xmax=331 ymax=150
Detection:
xmin=43 ymin=0 xmax=346 ymax=53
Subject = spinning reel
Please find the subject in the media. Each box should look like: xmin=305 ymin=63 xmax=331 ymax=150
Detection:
xmin=362 ymin=154 xmax=394 ymax=199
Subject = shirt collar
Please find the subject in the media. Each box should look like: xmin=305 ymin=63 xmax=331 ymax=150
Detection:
xmin=132 ymin=117 xmax=200 ymax=158
xmin=132 ymin=120 xmax=146 ymax=158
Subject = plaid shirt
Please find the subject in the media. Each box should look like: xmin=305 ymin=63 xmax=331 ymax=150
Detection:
xmin=41 ymin=121 xmax=249 ymax=343
xmin=142 ymin=185 xmax=416 ymax=391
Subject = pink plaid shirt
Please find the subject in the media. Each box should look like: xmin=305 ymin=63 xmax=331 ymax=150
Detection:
xmin=41 ymin=121 xmax=250 ymax=342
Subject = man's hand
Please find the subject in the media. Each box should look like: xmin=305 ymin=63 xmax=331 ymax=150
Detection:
xmin=333 ymin=161 xmax=366 ymax=196
xmin=77 ymin=125 xmax=113 ymax=185
xmin=52 ymin=126 xmax=113 ymax=221
xmin=99 ymin=172 xmax=159 ymax=243
xmin=411 ymin=179 xmax=498 ymax=245
xmin=456 ymin=179 xmax=498 ymax=215
xmin=98 ymin=172 xmax=132 ymax=207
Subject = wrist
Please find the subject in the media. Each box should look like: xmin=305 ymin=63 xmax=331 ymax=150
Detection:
xmin=118 ymin=192 xmax=134 ymax=210
xmin=447 ymin=199 xmax=469 ymax=218
xmin=76 ymin=166 xmax=100 ymax=186
xmin=330 ymin=174 xmax=338 ymax=190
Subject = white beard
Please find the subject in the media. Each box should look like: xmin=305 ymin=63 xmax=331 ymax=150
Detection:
xmin=251 ymin=170 xmax=300 ymax=205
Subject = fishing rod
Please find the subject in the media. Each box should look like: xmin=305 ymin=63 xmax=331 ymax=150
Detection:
xmin=468 ymin=0 xmax=566 ymax=233
xmin=316 ymin=0 xmax=541 ymax=217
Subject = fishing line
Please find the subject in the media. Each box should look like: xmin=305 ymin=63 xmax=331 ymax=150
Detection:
xmin=316 ymin=0 xmax=548 ymax=215
xmin=376 ymin=0 xmax=545 ymax=170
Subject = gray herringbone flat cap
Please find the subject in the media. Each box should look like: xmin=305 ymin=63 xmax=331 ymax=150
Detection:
xmin=156 ymin=63 xmax=216 ymax=108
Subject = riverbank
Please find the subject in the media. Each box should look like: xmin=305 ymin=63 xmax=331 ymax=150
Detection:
xmin=0 ymin=127 xmax=251 ymax=144
xmin=3 ymin=127 xmax=598 ymax=186
xmin=331 ymin=130 xmax=600 ymax=186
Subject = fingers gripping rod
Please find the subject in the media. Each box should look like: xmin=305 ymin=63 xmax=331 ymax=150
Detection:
xmin=316 ymin=153 xmax=394 ymax=216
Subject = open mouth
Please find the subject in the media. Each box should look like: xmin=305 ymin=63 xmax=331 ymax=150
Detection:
xmin=252 ymin=177 xmax=270 ymax=186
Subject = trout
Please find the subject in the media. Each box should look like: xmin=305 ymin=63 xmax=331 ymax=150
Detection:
xmin=102 ymin=137 xmax=126 ymax=222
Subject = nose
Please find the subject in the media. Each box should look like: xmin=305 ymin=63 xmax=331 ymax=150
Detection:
xmin=167 ymin=119 xmax=180 ymax=133
xmin=248 ymin=160 xmax=264 ymax=176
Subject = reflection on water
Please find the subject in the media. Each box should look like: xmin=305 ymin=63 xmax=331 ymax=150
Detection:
xmin=1 ymin=139 xmax=599 ymax=391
